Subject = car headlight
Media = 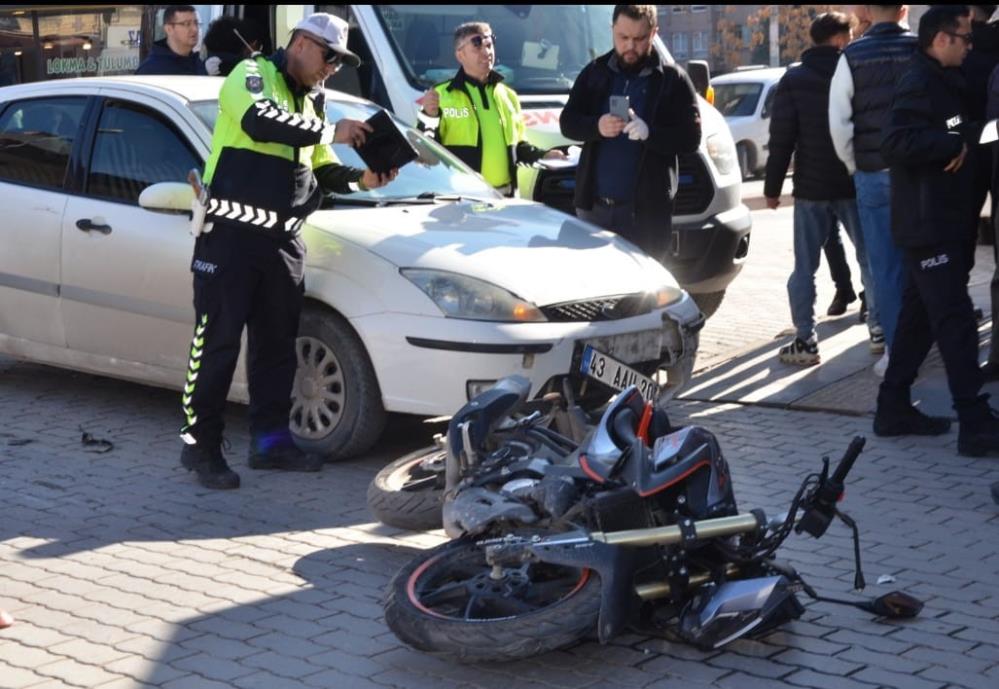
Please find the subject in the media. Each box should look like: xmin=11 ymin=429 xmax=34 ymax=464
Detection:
xmin=401 ymin=269 xmax=546 ymax=322
xmin=706 ymin=132 xmax=737 ymax=176
xmin=655 ymin=285 xmax=685 ymax=307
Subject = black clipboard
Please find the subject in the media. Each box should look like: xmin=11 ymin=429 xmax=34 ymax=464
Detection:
xmin=355 ymin=110 xmax=418 ymax=173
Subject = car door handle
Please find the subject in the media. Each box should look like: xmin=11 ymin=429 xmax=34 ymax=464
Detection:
xmin=76 ymin=218 xmax=112 ymax=235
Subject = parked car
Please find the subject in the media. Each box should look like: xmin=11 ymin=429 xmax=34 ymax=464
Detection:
xmin=0 ymin=76 xmax=703 ymax=459
xmin=711 ymin=67 xmax=786 ymax=180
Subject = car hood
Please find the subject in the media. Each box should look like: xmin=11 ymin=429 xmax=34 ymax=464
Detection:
xmin=306 ymin=199 xmax=677 ymax=305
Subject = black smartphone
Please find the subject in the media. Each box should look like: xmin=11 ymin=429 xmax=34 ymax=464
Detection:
xmin=609 ymin=95 xmax=630 ymax=121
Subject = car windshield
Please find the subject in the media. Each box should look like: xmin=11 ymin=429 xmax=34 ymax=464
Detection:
xmin=188 ymin=97 xmax=498 ymax=201
xmin=374 ymin=4 xmax=614 ymax=94
xmin=712 ymin=83 xmax=763 ymax=118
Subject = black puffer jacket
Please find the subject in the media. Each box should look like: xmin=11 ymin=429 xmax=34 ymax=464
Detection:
xmin=843 ymin=22 xmax=918 ymax=171
xmin=764 ymin=45 xmax=854 ymax=201
xmin=882 ymin=52 xmax=979 ymax=248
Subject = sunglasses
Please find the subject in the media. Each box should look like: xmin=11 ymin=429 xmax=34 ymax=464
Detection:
xmin=304 ymin=35 xmax=344 ymax=66
xmin=459 ymin=33 xmax=496 ymax=50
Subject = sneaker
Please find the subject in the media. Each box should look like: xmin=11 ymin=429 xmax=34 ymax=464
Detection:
xmin=874 ymin=403 xmax=951 ymax=437
xmin=779 ymin=337 xmax=820 ymax=366
xmin=248 ymin=437 xmax=323 ymax=472
xmin=873 ymin=352 xmax=889 ymax=378
xmin=869 ymin=326 xmax=885 ymax=354
xmin=180 ymin=442 xmax=240 ymax=490
xmin=858 ymin=291 xmax=868 ymax=324
xmin=826 ymin=288 xmax=857 ymax=316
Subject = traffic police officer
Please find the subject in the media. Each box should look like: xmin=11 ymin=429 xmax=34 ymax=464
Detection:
xmin=180 ymin=13 xmax=397 ymax=489
xmin=419 ymin=21 xmax=566 ymax=195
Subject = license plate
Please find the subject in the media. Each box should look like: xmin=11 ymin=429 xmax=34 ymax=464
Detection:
xmin=580 ymin=345 xmax=660 ymax=401
xmin=580 ymin=328 xmax=663 ymax=365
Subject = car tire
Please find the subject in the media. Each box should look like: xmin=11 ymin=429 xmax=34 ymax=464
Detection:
xmin=737 ymin=143 xmax=752 ymax=180
xmin=291 ymin=306 xmax=386 ymax=460
xmin=692 ymin=290 xmax=726 ymax=319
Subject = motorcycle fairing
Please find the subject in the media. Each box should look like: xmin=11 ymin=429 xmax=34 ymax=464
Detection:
xmin=678 ymin=575 xmax=804 ymax=649
xmin=623 ymin=426 xmax=738 ymax=517
xmin=523 ymin=530 xmax=639 ymax=643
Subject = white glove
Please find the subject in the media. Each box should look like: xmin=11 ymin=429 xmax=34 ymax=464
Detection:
xmin=623 ymin=108 xmax=649 ymax=141
xmin=319 ymin=123 xmax=337 ymax=145
xmin=205 ymin=55 xmax=222 ymax=76
xmin=190 ymin=198 xmax=213 ymax=237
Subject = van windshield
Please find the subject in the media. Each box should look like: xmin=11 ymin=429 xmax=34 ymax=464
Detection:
xmin=712 ymin=83 xmax=763 ymax=118
xmin=373 ymin=4 xmax=614 ymax=94
xmin=189 ymin=97 xmax=497 ymax=201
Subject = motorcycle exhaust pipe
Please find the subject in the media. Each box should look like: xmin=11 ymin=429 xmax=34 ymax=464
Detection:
xmin=591 ymin=513 xmax=762 ymax=548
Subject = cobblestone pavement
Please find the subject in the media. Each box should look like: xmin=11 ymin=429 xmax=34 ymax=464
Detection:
xmin=2 ymin=203 xmax=998 ymax=688
xmin=2 ymin=355 xmax=998 ymax=689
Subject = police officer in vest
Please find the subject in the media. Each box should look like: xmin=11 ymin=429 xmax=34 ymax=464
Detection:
xmin=418 ymin=22 xmax=567 ymax=196
xmin=180 ymin=13 xmax=398 ymax=490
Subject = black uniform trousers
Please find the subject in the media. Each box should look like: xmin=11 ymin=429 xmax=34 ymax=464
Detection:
xmin=881 ymin=241 xmax=983 ymax=412
xmin=181 ymin=221 xmax=306 ymax=446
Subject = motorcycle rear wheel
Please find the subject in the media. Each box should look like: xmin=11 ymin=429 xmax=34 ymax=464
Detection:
xmin=385 ymin=538 xmax=601 ymax=661
xmin=367 ymin=445 xmax=446 ymax=531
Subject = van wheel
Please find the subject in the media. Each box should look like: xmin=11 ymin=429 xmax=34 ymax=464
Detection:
xmin=291 ymin=307 xmax=386 ymax=460
xmin=692 ymin=291 xmax=726 ymax=319
xmin=737 ymin=143 xmax=752 ymax=180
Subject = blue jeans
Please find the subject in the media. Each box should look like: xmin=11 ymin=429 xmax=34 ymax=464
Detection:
xmin=854 ymin=170 xmax=905 ymax=348
xmin=788 ymin=198 xmax=880 ymax=342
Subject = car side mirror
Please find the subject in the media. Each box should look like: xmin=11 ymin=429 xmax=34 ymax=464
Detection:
xmin=138 ymin=182 xmax=194 ymax=213
xmin=687 ymin=60 xmax=711 ymax=98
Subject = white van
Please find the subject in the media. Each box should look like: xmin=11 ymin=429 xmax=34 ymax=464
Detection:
xmin=224 ymin=4 xmax=753 ymax=315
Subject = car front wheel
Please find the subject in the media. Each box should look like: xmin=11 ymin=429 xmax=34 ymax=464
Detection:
xmin=291 ymin=306 xmax=386 ymax=460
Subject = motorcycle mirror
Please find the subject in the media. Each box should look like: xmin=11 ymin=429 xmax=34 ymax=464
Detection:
xmin=864 ymin=591 xmax=924 ymax=619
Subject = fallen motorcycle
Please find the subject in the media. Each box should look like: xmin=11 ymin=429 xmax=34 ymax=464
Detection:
xmin=367 ymin=378 xmax=590 ymax=530
xmin=383 ymin=378 xmax=923 ymax=661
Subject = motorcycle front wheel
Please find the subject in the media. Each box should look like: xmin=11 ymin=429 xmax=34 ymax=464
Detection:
xmin=384 ymin=538 xmax=601 ymax=662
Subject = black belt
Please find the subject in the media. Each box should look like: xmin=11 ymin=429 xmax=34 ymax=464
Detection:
xmin=595 ymin=197 xmax=631 ymax=207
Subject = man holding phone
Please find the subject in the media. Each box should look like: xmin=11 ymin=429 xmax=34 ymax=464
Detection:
xmin=561 ymin=4 xmax=701 ymax=262
xmin=419 ymin=21 xmax=566 ymax=196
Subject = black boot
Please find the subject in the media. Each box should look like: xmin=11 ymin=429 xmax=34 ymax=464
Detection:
xmin=180 ymin=443 xmax=240 ymax=490
xmin=827 ymin=288 xmax=857 ymax=316
xmin=957 ymin=402 xmax=999 ymax=457
xmin=874 ymin=390 xmax=951 ymax=437
xmin=248 ymin=433 xmax=322 ymax=472
xmin=858 ymin=291 xmax=868 ymax=324
xmin=981 ymin=360 xmax=999 ymax=383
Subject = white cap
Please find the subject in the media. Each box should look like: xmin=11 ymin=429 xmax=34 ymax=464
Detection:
xmin=294 ymin=13 xmax=361 ymax=67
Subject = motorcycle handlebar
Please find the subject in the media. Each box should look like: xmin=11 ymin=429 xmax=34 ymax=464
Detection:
xmin=830 ymin=436 xmax=866 ymax=485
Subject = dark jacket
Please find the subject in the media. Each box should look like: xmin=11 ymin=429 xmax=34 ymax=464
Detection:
xmin=764 ymin=45 xmax=854 ymax=201
xmin=560 ymin=50 xmax=700 ymax=240
xmin=882 ymin=52 xmax=978 ymax=248
xmin=136 ymin=39 xmax=207 ymax=76
xmin=964 ymin=20 xmax=999 ymax=122
xmin=842 ymin=22 xmax=918 ymax=171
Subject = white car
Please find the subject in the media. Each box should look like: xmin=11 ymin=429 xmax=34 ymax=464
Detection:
xmin=710 ymin=67 xmax=786 ymax=180
xmin=0 ymin=76 xmax=703 ymax=458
